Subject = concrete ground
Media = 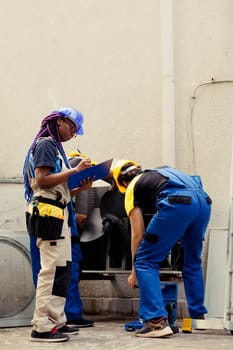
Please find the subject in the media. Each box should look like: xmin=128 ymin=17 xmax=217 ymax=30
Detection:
xmin=0 ymin=318 xmax=232 ymax=350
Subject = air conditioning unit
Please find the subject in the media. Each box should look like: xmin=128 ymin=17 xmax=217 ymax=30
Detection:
xmin=0 ymin=230 xmax=35 ymax=327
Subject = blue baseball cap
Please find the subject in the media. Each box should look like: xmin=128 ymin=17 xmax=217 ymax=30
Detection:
xmin=53 ymin=107 xmax=84 ymax=135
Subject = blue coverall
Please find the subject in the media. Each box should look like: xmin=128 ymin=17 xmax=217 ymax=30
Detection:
xmin=133 ymin=167 xmax=212 ymax=321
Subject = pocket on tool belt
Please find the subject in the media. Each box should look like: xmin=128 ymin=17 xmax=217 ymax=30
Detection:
xmin=26 ymin=200 xmax=65 ymax=240
xmin=168 ymin=195 xmax=192 ymax=204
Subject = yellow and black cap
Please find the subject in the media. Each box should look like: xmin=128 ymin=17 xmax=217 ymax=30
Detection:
xmin=112 ymin=159 xmax=139 ymax=193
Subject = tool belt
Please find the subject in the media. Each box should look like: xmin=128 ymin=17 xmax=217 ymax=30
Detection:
xmin=26 ymin=196 xmax=66 ymax=240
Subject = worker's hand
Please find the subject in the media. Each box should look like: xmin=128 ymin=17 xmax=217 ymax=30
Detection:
xmin=69 ymin=177 xmax=94 ymax=196
xmin=79 ymin=177 xmax=94 ymax=190
xmin=73 ymin=158 xmax=92 ymax=173
xmin=76 ymin=213 xmax=87 ymax=231
xmin=128 ymin=270 xmax=137 ymax=289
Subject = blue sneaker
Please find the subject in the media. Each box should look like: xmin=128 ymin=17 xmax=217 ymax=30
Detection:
xmin=124 ymin=320 xmax=144 ymax=332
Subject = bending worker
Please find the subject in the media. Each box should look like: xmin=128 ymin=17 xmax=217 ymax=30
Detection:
xmin=112 ymin=160 xmax=212 ymax=338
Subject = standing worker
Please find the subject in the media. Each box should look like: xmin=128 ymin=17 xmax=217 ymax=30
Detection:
xmin=112 ymin=161 xmax=212 ymax=338
xmin=29 ymin=150 xmax=95 ymax=328
xmin=23 ymin=107 xmax=92 ymax=342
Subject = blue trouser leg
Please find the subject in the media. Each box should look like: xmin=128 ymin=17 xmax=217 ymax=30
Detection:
xmin=135 ymin=189 xmax=211 ymax=322
xmin=30 ymin=235 xmax=40 ymax=287
xmin=65 ymin=240 xmax=83 ymax=320
xmin=136 ymin=259 xmax=166 ymax=321
xmin=181 ymin=194 xmax=211 ymax=317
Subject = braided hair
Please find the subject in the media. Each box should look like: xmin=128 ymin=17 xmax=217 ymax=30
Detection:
xmin=23 ymin=112 xmax=71 ymax=203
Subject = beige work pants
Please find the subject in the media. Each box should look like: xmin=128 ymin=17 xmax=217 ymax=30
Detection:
xmin=31 ymin=207 xmax=72 ymax=333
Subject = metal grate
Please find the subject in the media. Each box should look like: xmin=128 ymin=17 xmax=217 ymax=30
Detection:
xmin=0 ymin=236 xmax=34 ymax=318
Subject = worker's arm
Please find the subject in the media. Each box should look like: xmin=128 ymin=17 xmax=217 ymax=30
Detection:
xmin=128 ymin=206 xmax=145 ymax=289
xmin=35 ymin=158 xmax=92 ymax=189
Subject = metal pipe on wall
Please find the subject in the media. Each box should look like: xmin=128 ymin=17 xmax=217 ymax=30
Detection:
xmin=0 ymin=178 xmax=23 ymax=184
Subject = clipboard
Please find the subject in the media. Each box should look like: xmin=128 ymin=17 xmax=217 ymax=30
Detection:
xmin=68 ymin=158 xmax=113 ymax=190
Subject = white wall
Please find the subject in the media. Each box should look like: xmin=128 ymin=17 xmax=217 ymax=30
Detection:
xmin=173 ymin=0 xmax=233 ymax=228
xmin=0 ymin=0 xmax=162 ymax=180
xmin=0 ymin=184 xmax=26 ymax=231
xmin=0 ymin=0 xmax=233 ymax=232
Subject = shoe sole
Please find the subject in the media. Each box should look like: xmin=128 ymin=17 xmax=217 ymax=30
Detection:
xmin=30 ymin=336 xmax=69 ymax=342
xmin=67 ymin=323 xmax=94 ymax=328
xmin=61 ymin=330 xmax=79 ymax=335
xmin=135 ymin=326 xmax=173 ymax=338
